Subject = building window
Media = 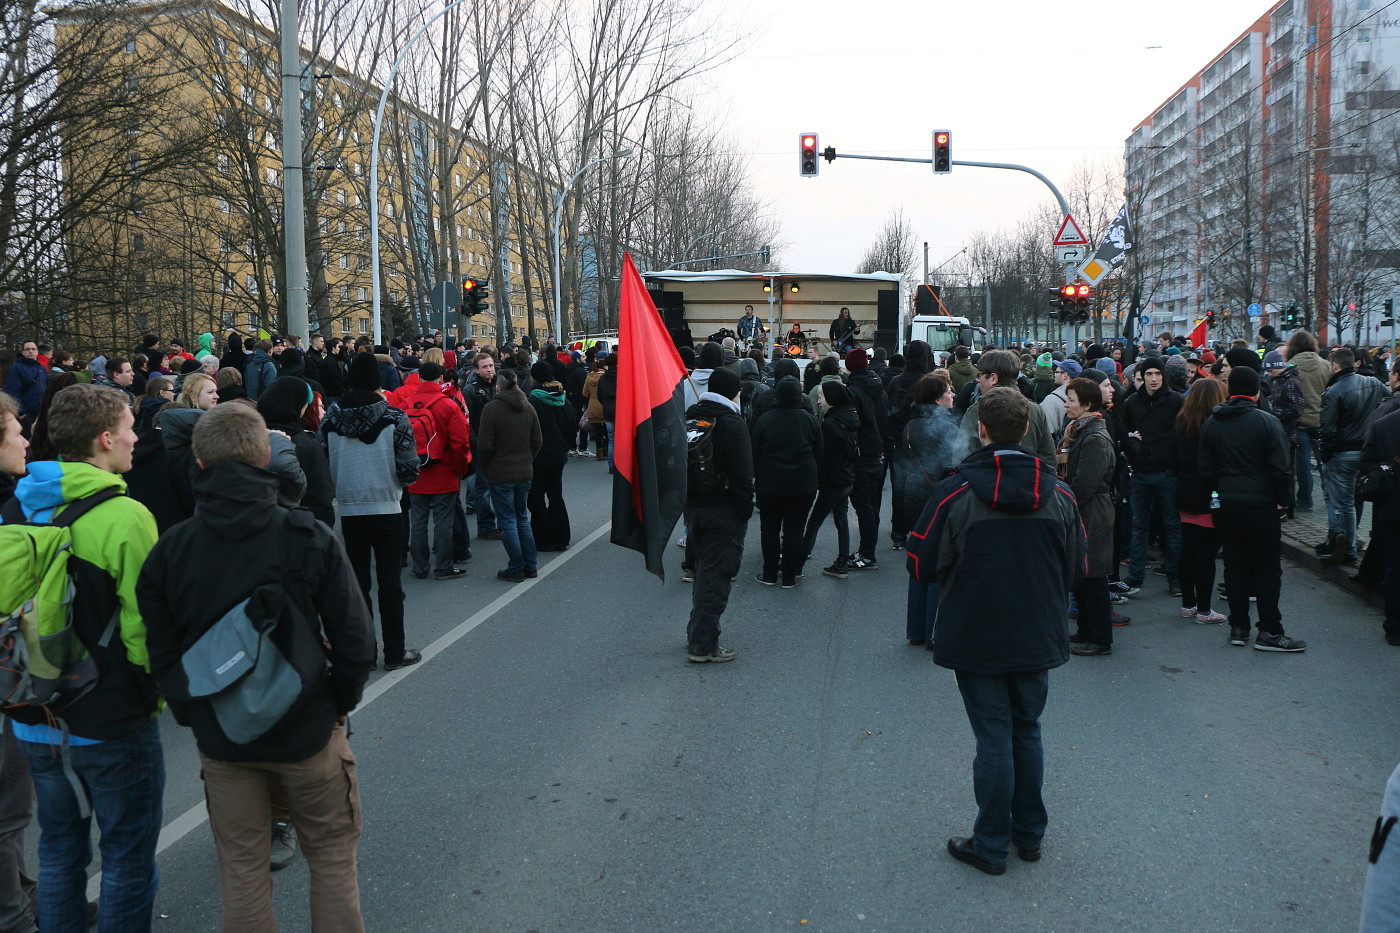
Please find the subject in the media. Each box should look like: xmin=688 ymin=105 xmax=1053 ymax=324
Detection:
xmin=357 ymin=286 xmax=367 ymax=301
xmin=337 ymin=189 xmax=347 ymax=205
xmin=124 ymin=38 xmax=136 ymax=53
xmin=339 ymin=284 xmax=349 ymax=300
xmin=1359 ymin=27 xmax=1372 ymax=42
xmin=265 ymin=167 xmax=279 ymax=187
xmin=245 ymin=273 xmax=257 ymax=292
xmin=340 ymin=317 xmax=351 ymax=334
xmin=358 ymin=318 xmax=368 ymax=334
xmin=130 ymin=233 xmax=144 ymax=252
xmin=338 ymin=220 xmax=347 ymax=235
xmin=337 ymin=253 xmax=348 ymax=270
xmin=221 ymin=272 xmax=235 ymax=292
xmin=215 ymin=197 xmax=231 ymax=213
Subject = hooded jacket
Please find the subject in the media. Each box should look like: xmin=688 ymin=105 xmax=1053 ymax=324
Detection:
xmin=751 ymin=378 xmax=820 ymax=496
xmin=477 ymin=385 xmax=542 ymax=485
xmin=1199 ymin=396 xmax=1293 ymax=509
xmin=196 ymin=332 xmax=215 ymax=359
xmin=846 ymin=368 xmax=891 ymax=458
xmin=243 ymin=348 xmax=279 ymax=400
xmin=161 ymin=406 xmax=306 ymax=520
xmin=125 ymin=423 xmax=186 ymax=534
xmin=1289 ymin=350 xmax=1331 ymax=428
xmin=685 ymin=395 xmax=755 ymax=520
xmin=219 ymin=334 xmax=247 ymax=373
xmin=816 ymin=400 xmax=860 ymax=490
xmin=138 ymin=461 xmax=375 ymax=763
xmin=946 ymin=358 xmax=977 ymax=390
xmin=3 ymin=356 xmax=46 ymax=414
xmin=751 ymin=362 xmax=813 ymax=422
xmin=1062 ymin=416 xmax=1116 ymax=577
xmin=1361 ymin=410 xmax=1400 ymax=524
xmin=907 ymin=443 xmax=1082 ymax=675
xmin=319 ymin=392 xmax=418 ymax=515
xmin=528 ymin=383 xmax=576 ymax=469
xmin=888 ymin=342 xmax=934 ymax=433
xmin=5 ymin=462 xmax=160 ymax=741
xmin=405 ymin=380 xmax=470 ymax=494
xmin=257 ymin=376 xmax=336 ymax=526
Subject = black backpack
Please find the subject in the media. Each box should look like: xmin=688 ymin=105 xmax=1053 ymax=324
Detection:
xmin=686 ymin=416 xmax=724 ymax=495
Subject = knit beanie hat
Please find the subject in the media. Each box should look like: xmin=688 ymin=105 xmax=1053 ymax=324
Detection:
xmin=1228 ymin=365 xmax=1261 ymax=398
xmin=845 ymin=348 xmax=869 ymax=371
xmin=822 ymin=381 xmax=854 ymax=406
xmin=1225 ymin=347 xmax=1262 ymax=372
xmin=697 ymin=341 xmax=724 ymax=370
xmin=1137 ymin=356 xmax=1165 ymax=376
xmin=419 ymin=361 xmax=443 ymax=382
xmin=1093 ymin=358 xmax=1117 ymax=376
xmin=347 ymin=352 xmax=381 ymax=390
xmin=530 ymin=361 xmax=555 ymax=384
xmin=707 ymin=367 xmax=741 ymax=400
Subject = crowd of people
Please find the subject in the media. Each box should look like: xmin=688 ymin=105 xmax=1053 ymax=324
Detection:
xmin=0 ymin=329 xmax=613 ymax=932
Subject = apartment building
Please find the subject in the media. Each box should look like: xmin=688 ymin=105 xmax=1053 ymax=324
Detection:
xmin=1126 ymin=0 xmax=1400 ymax=345
xmin=54 ymin=0 xmax=554 ymax=350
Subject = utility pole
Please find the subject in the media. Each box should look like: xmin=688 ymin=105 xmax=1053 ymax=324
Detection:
xmin=280 ymin=0 xmax=308 ymax=339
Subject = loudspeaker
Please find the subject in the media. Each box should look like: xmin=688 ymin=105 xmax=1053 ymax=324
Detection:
xmin=878 ymin=289 xmax=899 ymax=332
xmin=913 ymin=284 xmax=942 ymax=316
xmin=873 ymin=329 xmax=896 ymax=354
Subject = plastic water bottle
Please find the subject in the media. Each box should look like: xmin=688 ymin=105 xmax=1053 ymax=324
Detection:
xmin=1210 ymin=491 xmax=1221 ymax=510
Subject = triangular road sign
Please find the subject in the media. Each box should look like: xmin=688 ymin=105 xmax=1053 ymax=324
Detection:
xmin=1052 ymin=214 xmax=1089 ymax=247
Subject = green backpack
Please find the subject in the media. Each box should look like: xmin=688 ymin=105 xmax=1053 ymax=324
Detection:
xmin=0 ymin=489 xmax=123 ymax=721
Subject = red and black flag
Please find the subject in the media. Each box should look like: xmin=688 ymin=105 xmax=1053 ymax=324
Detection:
xmin=610 ymin=253 xmax=689 ymax=580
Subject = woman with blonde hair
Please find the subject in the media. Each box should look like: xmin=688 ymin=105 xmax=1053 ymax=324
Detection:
xmin=173 ymin=372 xmax=218 ymax=411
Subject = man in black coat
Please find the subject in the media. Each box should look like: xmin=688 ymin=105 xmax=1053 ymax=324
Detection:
xmin=1360 ymin=405 xmax=1400 ymax=644
xmin=1119 ymin=355 xmax=1183 ymax=594
xmin=682 ymin=368 xmax=754 ymax=663
xmin=1199 ymin=366 xmax=1306 ymax=652
xmin=844 ymin=348 xmax=891 ymax=565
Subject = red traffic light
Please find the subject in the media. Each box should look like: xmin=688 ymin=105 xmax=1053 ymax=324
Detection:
xmin=801 ymin=135 xmax=816 ymax=147
xmin=935 ymin=132 xmax=948 ymax=145
xmin=1075 ymin=284 xmax=1091 ymax=298
xmin=462 ymin=277 xmax=477 ymax=290
xmin=1059 ymin=284 xmax=1078 ymax=300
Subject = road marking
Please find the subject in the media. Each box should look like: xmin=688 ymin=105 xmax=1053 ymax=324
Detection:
xmin=88 ymin=520 xmax=614 ymax=899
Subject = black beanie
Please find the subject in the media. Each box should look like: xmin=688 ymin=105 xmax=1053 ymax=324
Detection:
xmin=1228 ymin=365 xmax=1260 ymax=398
xmin=419 ymin=361 xmax=443 ymax=382
xmin=1137 ymin=356 xmax=1165 ymax=376
xmin=822 ymin=381 xmax=854 ymax=406
xmin=707 ymin=367 xmax=740 ymax=400
xmin=1225 ymin=347 xmax=1262 ymax=372
xmin=697 ymin=342 xmax=724 ymax=370
xmin=530 ymin=361 xmax=554 ymax=384
xmin=347 ymin=352 xmax=380 ymax=390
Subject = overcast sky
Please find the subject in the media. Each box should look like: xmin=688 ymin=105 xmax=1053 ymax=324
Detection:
xmin=695 ymin=0 xmax=1277 ymax=276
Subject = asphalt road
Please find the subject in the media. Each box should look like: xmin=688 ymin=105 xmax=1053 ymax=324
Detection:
xmin=37 ymin=455 xmax=1400 ymax=931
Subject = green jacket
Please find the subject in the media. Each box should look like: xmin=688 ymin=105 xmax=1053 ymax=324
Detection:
xmin=948 ymin=360 xmax=977 ymax=389
xmin=9 ymin=461 xmax=160 ymax=741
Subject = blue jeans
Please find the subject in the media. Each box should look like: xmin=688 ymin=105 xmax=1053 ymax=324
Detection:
xmin=489 ymin=481 xmax=537 ymax=574
xmin=1127 ymin=472 xmax=1181 ymax=584
xmin=1323 ymin=451 xmax=1362 ymax=557
xmin=954 ymin=670 xmax=1049 ymax=864
xmin=471 ymin=471 xmax=496 ymax=533
xmin=20 ymin=719 xmax=164 ymax=933
xmin=1295 ymin=426 xmax=1320 ymax=509
xmin=605 ymin=422 xmax=616 ymax=470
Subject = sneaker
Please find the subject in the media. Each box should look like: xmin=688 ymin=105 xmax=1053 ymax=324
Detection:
xmin=891 ymin=535 xmax=907 ymax=551
xmin=1229 ymin=626 xmax=1249 ymax=647
xmin=1067 ymin=610 xmax=1078 ymax=621
xmin=1110 ymin=593 xmax=1129 ymax=603
xmin=435 ymin=567 xmax=469 ymax=581
xmin=687 ymin=646 xmax=736 ymax=663
xmin=496 ymin=569 xmax=525 ymax=583
xmin=1254 ymin=631 xmax=1307 ymax=652
xmin=1125 ymin=578 xmax=1144 ymax=589
xmin=453 ymin=550 xmax=473 ymax=563
xmin=383 ymin=648 xmax=423 ymax=671
xmin=676 ymin=535 xmax=687 ymax=548
xmin=822 ymin=562 xmax=849 ymax=579
xmin=270 ymin=820 xmax=298 ymax=872
xmin=1108 ymin=581 xmax=1139 ymax=596
xmin=1152 ymin=565 xmax=1168 ymax=576
xmin=781 ymin=574 xmax=798 ymax=589
xmin=1071 ymin=644 xmax=1112 ymax=656
xmin=847 ymin=554 xmax=878 ymax=570
xmin=1179 ymin=606 xmax=1198 ymax=618
xmin=681 ymin=568 xmax=695 ymax=584
xmin=479 ymin=529 xmax=501 ymax=540
xmin=1111 ymin=611 xmax=1131 ymax=626
xmin=1195 ymin=610 xmax=1227 ymax=624
xmin=754 ymin=572 xmax=777 ymax=586
xmin=1168 ymin=580 xmax=1182 ymax=598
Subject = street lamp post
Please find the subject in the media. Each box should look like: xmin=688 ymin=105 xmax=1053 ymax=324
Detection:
xmin=551 ymin=149 xmax=633 ymax=343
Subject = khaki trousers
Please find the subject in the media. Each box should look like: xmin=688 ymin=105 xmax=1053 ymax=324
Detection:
xmin=199 ymin=726 xmax=365 ymax=933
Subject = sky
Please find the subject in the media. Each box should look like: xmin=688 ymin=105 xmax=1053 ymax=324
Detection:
xmin=697 ymin=0 xmax=1280 ymax=276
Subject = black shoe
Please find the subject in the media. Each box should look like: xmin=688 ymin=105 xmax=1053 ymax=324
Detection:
xmin=479 ymin=529 xmax=501 ymax=540
xmin=1387 ymin=633 xmax=1400 ymax=647
xmin=946 ymin=837 xmax=1006 ymax=875
xmin=1069 ymin=632 xmax=1091 ymax=644
xmin=453 ymin=551 xmax=472 ymax=563
xmin=1229 ymin=626 xmax=1249 ymax=647
xmin=847 ymin=553 xmax=878 ymax=570
xmin=1167 ymin=579 xmax=1182 ymax=598
xmin=1328 ymin=532 xmax=1349 ymax=565
xmin=524 ymin=569 xmax=538 ymax=579
xmin=754 ymin=572 xmax=777 ymax=586
xmin=1313 ymin=539 xmax=1334 ymax=556
xmin=1015 ymin=844 xmax=1042 ymax=862
xmin=410 ymin=571 xmax=428 ymax=580
xmin=435 ymin=567 xmax=469 ymax=581
xmin=497 ymin=569 xmax=525 ymax=583
xmin=1111 ymin=611 xmax=1131 ymax=626
xmin=269 ymin=820 xmax=298 ymax=871
xmin=1071 ymin=644 xmax=1112 ymax=656
xmin=1254 ymin=631 xmax=1307 ymax=652
xmin=1152 ymin=565 xmax=1167 ymax=576
xmin=891 ymin=535 xmax=907 ymax=550
xmin=383 ymin=649 xmax=423 ymax=671
xmin=687 ymin=646 xmax=736 ymax=663
xmin=781 ymin=574 xmax=797 ymax=589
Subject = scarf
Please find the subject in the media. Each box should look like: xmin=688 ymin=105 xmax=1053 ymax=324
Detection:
xmin=1056 ymin=411 xmax=1103 ymax=476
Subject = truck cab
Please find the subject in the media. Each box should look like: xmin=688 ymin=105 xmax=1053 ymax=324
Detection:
xmin=903 ymin=315 xmax=984 ymax=358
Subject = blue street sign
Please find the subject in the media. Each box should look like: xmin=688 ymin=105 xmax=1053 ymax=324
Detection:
xmin=1139 ymin=315 xmax=1151 ymax=327
xmin=1247 ymin=303 xmax=1262 ymax=317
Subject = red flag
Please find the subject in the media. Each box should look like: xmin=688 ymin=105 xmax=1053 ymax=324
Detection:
xmin=609 ymin=254 xmax=689 ymax=579
xmin=1186 ymin=318 xmax=1207 ymax=348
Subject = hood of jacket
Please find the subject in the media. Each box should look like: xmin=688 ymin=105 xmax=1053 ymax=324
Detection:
xmin=1290 ymin=350 xmax=1328 ymax=376
xmin=1212 ymin=396 xmax=1259 ymax=420
xmin=774 ymin=377 xmax=804 ymax=408
xmin=529 ymin=385 xmax=566 ymax=407
xmin=954 ymin=443 xmax=1057 ymax=515
xmin=323 ymin=396 xmax=394 ymax=443
xmin=494 ymin=385 xmax=528 ymax=412
xmin=190 ymin=459 xmax=281 ymax=539
xmin=226 ymin=333 xmax=243 ymax=354
xmin=196 ymin=333 xmax=214 ymax=358
xmin=739 ymin=358 xmax=762 ymax=382
xmin=904 ymin=341 xmax=933 ymax=374
xmin=772 ymin=358 xmax=801 ymax=382
xmin=14 ymin=460 xmax=126 ymax=522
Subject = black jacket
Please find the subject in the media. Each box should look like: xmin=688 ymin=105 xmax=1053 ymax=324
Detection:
xmin=752 ymin=371 xmax=813 ymax=422
xmin=685 ymin=397 xmax=754 ymax=521
xmin=886 ymin=343 xmax=933 ymax=439
xmin=1320 ymin=370 xmax=1388 ymax=460
xmin=908 ymin=443 xmax=1083 ymax=675
xmin=1361 ymin=410 xmax=1400 ymax=523
xmin=138 ymin=462 xmax=374 ymax=763
xmin=816 ymin=403 xmax=860 ymax=489
xmin=751 ymin=378 xmax=819 ymax=497
xmin=125 ymin=426 xmax=185 ymax=534
xmin=527 ymin=385 xmax=576 ymax=470
xmin=1119 ymin=385 xmax=1183 ymax=473
xmin=1171 ymin=426 xmax=1211 ymax=514
xmin=1199 ymin=397 xmax=1293 ymax=509
xmin=846 ymin=369 xmax=891 ymax=459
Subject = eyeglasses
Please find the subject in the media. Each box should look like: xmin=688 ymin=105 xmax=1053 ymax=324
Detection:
xmin=161 ymin=388 xmax=175 ymax=395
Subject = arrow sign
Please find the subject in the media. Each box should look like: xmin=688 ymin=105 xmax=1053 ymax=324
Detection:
xmin=1052 ymin=214 xmax=1089 ymax=247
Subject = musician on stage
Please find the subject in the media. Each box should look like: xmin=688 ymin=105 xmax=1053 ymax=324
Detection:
xmin=737 ymin=306 xmax=759 ymax=342
xmin=830 ymin=307 xmax=858 ymax=352
xmin=785 ymin=322 xmax=806 ymax=349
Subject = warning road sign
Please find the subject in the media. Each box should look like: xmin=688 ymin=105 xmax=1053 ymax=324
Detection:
xmin=1052 ymin=214 xmax=1089 ymax=247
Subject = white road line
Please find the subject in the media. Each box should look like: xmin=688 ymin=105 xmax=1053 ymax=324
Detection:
xmin=87 ymin=520 xmax=614 ymax=900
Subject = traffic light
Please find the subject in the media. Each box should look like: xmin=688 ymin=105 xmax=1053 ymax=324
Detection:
xmin=1384 ymin=299 xmax=1395 ymax=327
xmin=799 ymin=133 xmax=819 ymax=177
xmin=1243 ymin=228 xmax=1254 ymax=251
xmin=1205 ymin=309 xmax=1215 ymax=324
xmin=460 ymin=277 xmax=477 ymax=314
xmin=933 ymin=130 xmax=951 ymax=174
xmin=474 ymin=278 xmax=490 ymax=315
xmin=1055 ymin=283 xmax=1092 ymax=321
xmin=1281 ymin=305 xmax=1298 ymax=330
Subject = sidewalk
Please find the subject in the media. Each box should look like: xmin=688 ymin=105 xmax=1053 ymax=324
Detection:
xmin=1280 ymin=502 xmax=1381 ymax=607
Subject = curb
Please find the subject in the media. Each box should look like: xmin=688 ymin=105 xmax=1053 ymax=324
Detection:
xmin=1279 ymin=533 xmax=1382 ymax=608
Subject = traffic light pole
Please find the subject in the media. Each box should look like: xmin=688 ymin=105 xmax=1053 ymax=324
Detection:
xmin=824 ymin=149 xmax=1077 ymax=349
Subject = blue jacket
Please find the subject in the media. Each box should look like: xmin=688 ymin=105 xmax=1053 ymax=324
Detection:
xmin=3 ymin=357 xmax=46 ymax=414
xmin=907 ymin=443 xmax=1084 ymax=675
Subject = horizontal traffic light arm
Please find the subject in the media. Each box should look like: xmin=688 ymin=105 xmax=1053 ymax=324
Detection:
xmin=816 ymin=148 xmax=1070 ymax=216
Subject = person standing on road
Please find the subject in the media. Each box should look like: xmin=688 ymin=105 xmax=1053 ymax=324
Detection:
xmin=843 ymin=348 xmax=891 ymax=569
xmin=1172 ymin=378 xmax=1229 ymax=625
xmin=803 ymin=380 xmax=860 ymax=580
xmin=1359 ymin=403 xmax=1400 ymax=646
xmin=138 ymin=402 xmax=376 ymax=933
xmin=1059 ymin=378 xmax=1119 ymax=657
xmin=478 ymin=370 xmax=542 ymax=583
xmin=907 ymin=387 xmax=1084 ymax=875
xmin=751 ymin=374 xmax=819 ymax=587
xmin=465 ymin=352 xmax=500 ymax=538
xmin=683 ymin=367 xmax=754 ymax=663
xmin=898 ymin=373 xmax=963 ymax=648
xmin=1119 ymin=355 xmax=1185 ymax=598
xmin=526 ymin=361 xmax=574 ymax=552
xmin=1283 ymin=330 xmax=1330 ymax=510
xmin=1319 ymin=347 xmax=1387 ymax=565
xmin=1199 ymin=366 xmax=1307 ymax=652
xmin=406 ymin=362 xmax=471 ymax=582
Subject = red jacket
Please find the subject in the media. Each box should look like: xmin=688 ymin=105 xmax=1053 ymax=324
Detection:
xmin=404 ymin=381 xmax=470 ymax=494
